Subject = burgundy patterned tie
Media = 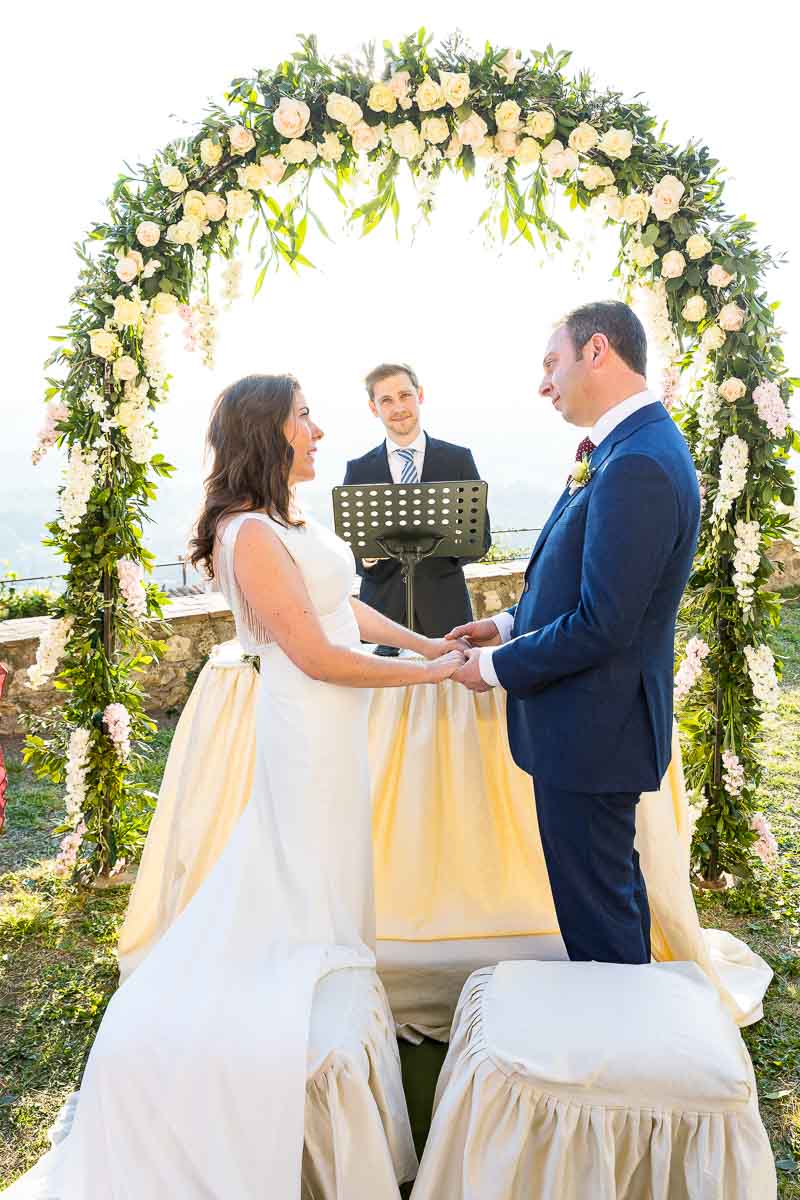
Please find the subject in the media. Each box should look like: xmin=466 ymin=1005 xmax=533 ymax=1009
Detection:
xmin=567 ymin=436 xmax=596 ymax=484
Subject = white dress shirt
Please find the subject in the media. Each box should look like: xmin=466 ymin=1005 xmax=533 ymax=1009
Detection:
xmin=386 ymin=428 xmax=427 ymax=483
xmin=478 ymin=390 xmax=658 ymax=687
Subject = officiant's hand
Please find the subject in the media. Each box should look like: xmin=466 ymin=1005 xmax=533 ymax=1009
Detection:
xmin=419 ymin=636 xmax=471 ymax=660
xmin=445 ymin=618 xmax=502 ymax=648
xmin=452 ymin=647 xmax=492 ymax=692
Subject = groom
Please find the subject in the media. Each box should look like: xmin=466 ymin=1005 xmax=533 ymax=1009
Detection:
xmin=449 ymin=301 xmax=700 ymax=965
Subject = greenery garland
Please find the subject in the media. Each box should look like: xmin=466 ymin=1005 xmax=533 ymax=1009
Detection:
xmin=24 ymin=30 xmax=797 ymax=881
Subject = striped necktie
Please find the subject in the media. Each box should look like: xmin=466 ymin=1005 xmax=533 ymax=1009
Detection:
xmin=397 ymin=448 xmax=419 ymax=484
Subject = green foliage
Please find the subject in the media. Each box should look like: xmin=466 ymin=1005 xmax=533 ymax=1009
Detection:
xmin=0 ymin=574 xmax=57 ymax=621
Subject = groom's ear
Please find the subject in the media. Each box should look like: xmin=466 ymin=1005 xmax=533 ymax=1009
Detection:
xmin=588 ymin=333 xmax=611 ymax=369
xmin=418 ymin=386 xmax=425 ymax=406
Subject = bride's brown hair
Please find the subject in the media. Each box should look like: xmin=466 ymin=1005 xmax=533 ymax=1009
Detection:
xmin=189 ymin=373 xmax=304 ymax=579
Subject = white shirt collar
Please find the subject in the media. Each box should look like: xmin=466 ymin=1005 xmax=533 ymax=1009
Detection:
xmin=589 ymin=390 xmax=658 ymax=449
xmin=386 ymin=428 xmax=427 ymax=457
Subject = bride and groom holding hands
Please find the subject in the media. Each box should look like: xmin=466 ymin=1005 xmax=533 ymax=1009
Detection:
xmin=6 ymin=300 xmax=700 ymax=1197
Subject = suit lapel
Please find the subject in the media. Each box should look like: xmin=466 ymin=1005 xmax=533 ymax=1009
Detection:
xmin=419 ymin=434 xmax=438 ymax=483
xmin=374 ymin=443 xmax=392 ymax=484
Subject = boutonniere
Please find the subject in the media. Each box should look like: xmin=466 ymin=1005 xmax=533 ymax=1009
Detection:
xmin=568 ymin=455 xmax=593 ymax=495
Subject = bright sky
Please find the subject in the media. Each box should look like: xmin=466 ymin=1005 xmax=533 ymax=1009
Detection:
xmin=2 ymin=0 xmax=798 ymax=570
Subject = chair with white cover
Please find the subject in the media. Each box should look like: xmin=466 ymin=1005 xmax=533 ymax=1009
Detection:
xmin=412 ymin=961 xmax=776 ymax=1200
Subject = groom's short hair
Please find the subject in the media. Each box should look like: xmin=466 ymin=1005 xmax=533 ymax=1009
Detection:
xmin=364 ymin=362 xmax=420 ymax=400
xmin=563 ymin=301 xmax=647 ymax=376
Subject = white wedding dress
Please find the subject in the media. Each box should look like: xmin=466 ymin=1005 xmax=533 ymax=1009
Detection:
xmin=5 ymin=512 xmax=414 ymax=1199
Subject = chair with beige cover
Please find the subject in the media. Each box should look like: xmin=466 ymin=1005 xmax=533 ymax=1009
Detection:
xmin=412 ymin=961 xmax=776 ymax=1200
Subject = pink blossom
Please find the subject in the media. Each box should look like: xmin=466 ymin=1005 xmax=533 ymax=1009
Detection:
xmin=751 ymin=812 xmax=779 ymax=866
xmin=752 ymin=380 xmax=789 ymax=439
xmin=103 ymin=702 xmax=132 ymax=762
xmin=674 ymin=637 xmax=710 ymax=703
xmin=32 ymin=399 xmax=69 ymax=465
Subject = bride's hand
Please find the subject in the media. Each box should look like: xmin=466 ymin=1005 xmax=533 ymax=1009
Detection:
xmin=419 ymin=636 xmax=471 ymax=659
xmin=422 ymin=649 xmax=467 ymax=683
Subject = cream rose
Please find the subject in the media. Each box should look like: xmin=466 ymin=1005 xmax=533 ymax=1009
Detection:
xmin=568 ymin=122 xmax=599 ymax=154
xmin=495 ymin=99 xmax=522 ymax=132
xmin=526 ymin=110 xmax=555 ymax=139
xmin=136 ymin=221 xmax=160 ymax=248
xmin=421 ymin=116 xmax=450 ymax=145
xmin=439 ymin=70 xmax=470 ymax=107
xmin=113 ymin=355 xmax=139 ymax=383
xmin=159 ymin=164 xmax=187 ymax=193
xmin=650 ymin=174 xmax=685 ymax=221
xmin=228 ymin=124 xmax=256 ymax=155
xmin=225 ymin=189 xmax=254 ymax=221
xmin=389 ymin=71 xmax=411 ymax=101
xmin=622 ymin=192 xmax=650 ymax=224
xmin=444 ymin=135 xmax=462 ymax=161
xmin=167 ymin=217 xmax=204 ymax=246
xmin=686 ymin=233 xmax=712 ymax=260
xmin=326 ymin=93 xmax=362 ymax=129
xmin=681 ymin=295 xmax=708 ymax=322
xmin=474 ymin=136 xmax=496 ymax=160
xmin=541 ymin=138 xmax=564 ymax=163
xmin=272 ymin=98 xmax=310 ymax=140
xmin=457 ymin=112 xmax=489 ymax=148
xmin=598 ymin=127 xmax=634 ymax=160
xmin=281 ymin=139 xmax=317 ymax=165
xmin=632 ymin=242 xmax=657 ymax=269
xmin=368 ymin=82 xmax=397 ymax=114
xmin=350 ymin=120 xmax=384 ymax=153
xmin=708 ymin=264 xmax=734 ymax=288
xmin=492 ymin=129 xmax=518 ymax=158
xmin=182 ymin=190 xmax=207 ymax=221
xmin=602 ymin=188 xmax=624 ymax=221
xmin=317 ymin=131 xmax=345 ymax=163
xmin=661 ymin=249 xmax=686 ymax=279
xmin=260 ymin=154 xmax=286 ymax=184
xmin=548 ymin=147 xmax=579 ymax=178
xmin=701 ymin=324 xmax=726 ymax=351
xmin=415 ymin=77 xmax=445 ymax=112
xmin=389 ymin=121 xmax=424 ymax=160
xmin=153 ymin=292 xmax=178 ymax=316
xmin=719 ymin=377 xmax=747 ymax=403
xmin=493 ymin=48 xmax=522 ymax=84
xmin=204 ymin=193 xmax=227 ymax=221
xmin=580 ymin=163 xmax=614 ymax=191
xmin=199 ymin=137 xmax=223 ymax=167
xmin=115 ymin=254 xmax=142 ymax=283
xmin=515 ymin=137 xmax=541 ymax=166
xmin=719 ymin=302 xmax=746 ymax=332
xmin=89 ymin=329 xmax=120 ymax=359
xmin=237 ymin=164 xmax=269 ymax=191
xmin=113 ymin=297 xmax=141 ymax=327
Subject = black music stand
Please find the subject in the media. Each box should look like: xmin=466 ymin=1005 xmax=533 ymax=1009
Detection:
xmin=332 ymin=481 xmax=489 ymax=632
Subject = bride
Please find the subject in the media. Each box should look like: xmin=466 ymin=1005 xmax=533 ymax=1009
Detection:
xmin=5 ymin=373 xmax=465 ymax=1198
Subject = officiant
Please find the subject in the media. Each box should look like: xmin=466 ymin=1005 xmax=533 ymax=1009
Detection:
xmin=343 ymin=362 xmax=491 ymax=653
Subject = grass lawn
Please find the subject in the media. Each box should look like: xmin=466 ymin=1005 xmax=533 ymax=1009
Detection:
xmin=1 ymin=609 xmax=799 ymax=1191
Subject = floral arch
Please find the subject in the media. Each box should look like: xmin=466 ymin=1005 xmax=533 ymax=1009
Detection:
xmin=26 ymin=31 xmax=797 ymax=882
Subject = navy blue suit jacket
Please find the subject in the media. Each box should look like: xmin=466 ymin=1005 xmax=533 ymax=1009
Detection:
xmin=492 ymin=402 xmax=700 ymax=794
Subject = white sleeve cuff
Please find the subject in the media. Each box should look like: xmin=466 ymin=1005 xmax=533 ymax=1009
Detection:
xmin=491 ymin=611 xmax=515 ymax=643
xmin=479 ymin=647 xmax=501 ymax=689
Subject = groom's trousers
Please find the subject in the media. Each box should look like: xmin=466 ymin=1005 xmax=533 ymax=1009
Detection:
xmin=533 ymin=782 xmax=651 ymax=965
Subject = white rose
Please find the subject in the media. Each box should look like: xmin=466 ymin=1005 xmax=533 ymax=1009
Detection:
xmin=225 ymin=189 xmax=254 ymax=221
xmin=457 ymin=112 xmax=489 ymax=148
xmin=317 ymin=131 xmax=345 ymax=163
xmin=415 ymin=77 xmax=445 ymax=112
xmin=493 ymin=129 xmax=518 ymax=158
xmin=598 ymin=127 xmax=634 ymax=160
xmin=708 ymin=264 xmax=735 ymax=288
xmin=350 ymin=120 xmax=384 ymax=153
xmin=199 ymin=137 xmax=223 ymax=167
xmin=719 ymin=302 xmax=746 ymax=332
xmin=326 ymin=93 xmax=362 ymax=129
xmin=89 ymin=329 xmax=120 ymax=359
xmin=701 ymin=324 xmax=726 ymax=351
xmin=661 ymin=249 xmax=686 ymax=278
xmin=650 ymin=174 xmax=685 ymax=221
xmin=719 ymin=377 xmax=747 ymax=403
xmin=421 ymin=116 xmax=450 ymax=145
xmin=113 ymin=296 xmax=141 ymax=327
xmin=281 ymin=139 xmax=317 ymax=164
xmin=115 ymin=254 xmax=142 ymax=283
xmin=602 ymin=188 xmax=624 ymax=221
xmin=541 ymin=138 xmax=564 ymax=163
xmin=136 ymin=221 xmax=160 ymax=248
xmin=368 ymin=82 xmax=397 ymax=114
xmin=681 ymin=295 xmax=708 ymax=322
xmin=260 ymin=154 xmax=286 ymax=184
xmin=632 ymin=242 xmax=657 ymax=269
xmin=622 ymin=192 xmax=650 ymax=225
xmin=526 ymin=110 xmax=555 ymax=139
xmin=568 ymin=122 xmax=599 ymax=154
xmin=113 ymin=355 xmax=138 ymax=382
xmin=389 ymin=121 xmax=424 ymax=160
xmin=272 ymin=98 xmax=310 ymax=140
xmin=580 ymin=163 xmax=614 ymax=191
xmin=495 ymin=99 xmax=522 ymax=132
xmin=439 ymin=70 xmax=470 ymax=107
xmin=182 ymin=189 xmax=207 ymax=221
xmin=686 ymin=233 xmax=712 ymax=260
xmin=167 ymin=217 xmax=204 ymax=246
xmin=152 ymin=292 xmax=178 ymax=316
xmin=204 ymin=193 xmax=227 ymax=221
xmin=159 ymin=164 xmax=187 ymax=193
xmin=515 ymin=137 xmax=541 ymax=166
xmin=547 ymin=147 xmax=579 ymax=178
xmin=388 ymin=71 xmax=411 ymax=101
xmin=493 ymin=48 xmax=522 ymax=84
xmin=237 ymin=164 xmax=269 ymax=191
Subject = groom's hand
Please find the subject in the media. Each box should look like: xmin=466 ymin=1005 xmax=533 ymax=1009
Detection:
xmin=452 ymin=647 xmax=492 ymax=692
xmin=446 ymin=618 xmax=502 ymax=648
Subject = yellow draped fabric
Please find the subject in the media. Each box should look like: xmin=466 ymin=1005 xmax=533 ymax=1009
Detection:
xmin=118 ymin=646 xmax=771 ymax=1027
